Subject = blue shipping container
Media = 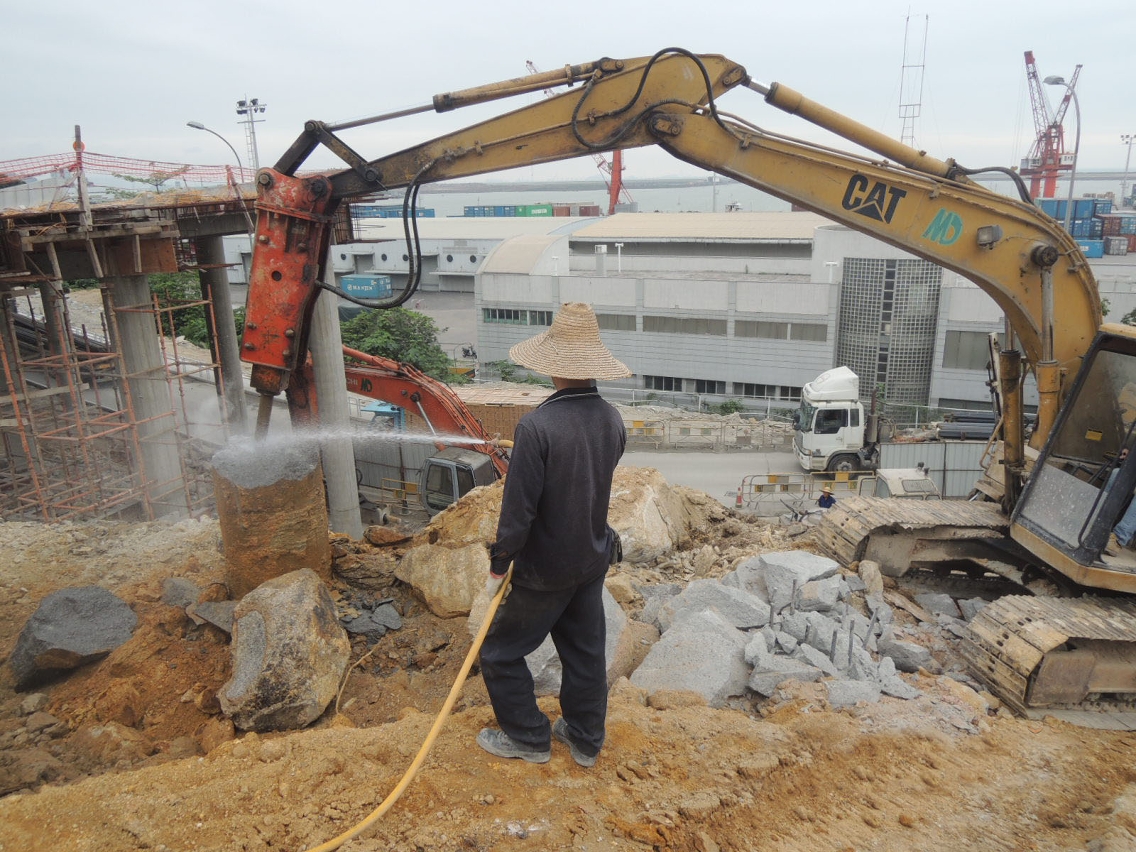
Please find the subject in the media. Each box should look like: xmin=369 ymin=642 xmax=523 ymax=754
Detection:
xmin=1076 ymin=240 xmax=1105 ymax=259
xmin=1071 ymin=219 xmax=1091 ymax=238
xmin=340 ymin=274 xmax=393 ymax=299
xmin=1039 ymin=198 xmax=1061 ymax=218
xmin=1094 ymin=199 xmax=1113 ymax=215
xmin=1090 ymin=218 xmax=1104 ymax=239
xmin=1074 ymin=199 xmax=1094 ymax=219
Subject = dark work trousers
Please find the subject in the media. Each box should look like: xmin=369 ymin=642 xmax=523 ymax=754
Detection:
xmin=479 ymin=570 xmax=608 ymax=757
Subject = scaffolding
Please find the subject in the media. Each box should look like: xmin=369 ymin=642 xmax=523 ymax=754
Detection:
xmin=0 ymin=279 xmax=232 ymax=522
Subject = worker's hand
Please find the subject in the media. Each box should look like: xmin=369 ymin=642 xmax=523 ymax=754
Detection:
xmin=485 ymin=572 xmax=508 ymax=598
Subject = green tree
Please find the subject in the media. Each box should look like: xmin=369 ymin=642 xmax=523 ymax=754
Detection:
xmin=1121 ymin=306 xmax=1136 ymax=326
xmin=1102 ymin=297 xmax=1111 ymax=318
xmin=486 ymin=360 xmax=552 ymax=387
xmin=341 ymin=307 xmax=456 ymax=381
xmin=714 ymin=399 xmax=745 ymax=415
xmin=148 ymin=271 xmax=244 ymax=349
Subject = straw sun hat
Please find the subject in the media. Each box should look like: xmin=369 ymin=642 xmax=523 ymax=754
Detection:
xmin=509 ymin=302 xmax=631 ymax=380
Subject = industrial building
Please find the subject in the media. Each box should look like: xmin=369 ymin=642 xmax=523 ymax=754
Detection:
xmin=226 ymin=210 xmax=1136 ymax=417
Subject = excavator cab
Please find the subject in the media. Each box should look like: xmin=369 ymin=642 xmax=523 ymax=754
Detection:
xmin=1011 ymin=326 xmax=1136 ymax=592
xmin=419 ymin=447 xmax=497 ymax=516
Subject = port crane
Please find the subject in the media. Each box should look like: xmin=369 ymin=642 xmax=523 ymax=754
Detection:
xmin=1020 ymin=50 xmax=1081 ymax=200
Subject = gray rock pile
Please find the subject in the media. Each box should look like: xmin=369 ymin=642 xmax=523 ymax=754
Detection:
xmin=630 ymin=552 xmax=926 ymax=709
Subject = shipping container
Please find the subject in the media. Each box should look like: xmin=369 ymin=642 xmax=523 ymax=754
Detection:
xmin=1129 ymin=234 xmax=1136 ymax=253
xmin=1099 ymin=214 xmax=1123 ymax=236
xmin=1074 ymin=199 xmax=1095 ymax=219
xmin=577 ymin=204 xmax=602 ymax=217
xmin=1094 ymin=199 xmax=1114 ymax=215
xmin=1039 ymin=198 xmax=1060 ymax=218
xmin=1071 ymin=219 xmax=1091 ymax=238
xmin=1076 ymin=239 xmax=1105 ymax=259
xmin=553 ymin=205 xmax=571 ymax=216
xmin=340 ymin=274 xmax=393 ymax=299
xmin=1105 ymin=236 xmax=1129 ymax=256
xmin=1090 ymin=218 xmax=1104 ymax=239
xmin=353 ymin=204 xmax=435 ymax=218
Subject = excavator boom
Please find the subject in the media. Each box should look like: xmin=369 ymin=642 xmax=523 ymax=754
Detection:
xmin=241 ymin=49 xmax=1136 ymax=714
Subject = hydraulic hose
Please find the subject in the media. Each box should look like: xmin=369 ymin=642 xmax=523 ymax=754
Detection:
xmin=302 ymin=566 xmax=512 ymax=852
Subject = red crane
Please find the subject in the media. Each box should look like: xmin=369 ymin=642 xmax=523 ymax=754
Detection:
xmin=1021 ymin=50 xmax=1081 ymax=200
xmin=525 ymin=60 xmax=634 ymax=215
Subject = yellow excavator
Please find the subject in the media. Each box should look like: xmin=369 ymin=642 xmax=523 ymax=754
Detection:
xmin=240 ymin=49 xmax=1136 ymax=715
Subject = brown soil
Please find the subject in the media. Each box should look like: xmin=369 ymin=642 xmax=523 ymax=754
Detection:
xmin=2 ymin=483 xmax=1136 ymax=852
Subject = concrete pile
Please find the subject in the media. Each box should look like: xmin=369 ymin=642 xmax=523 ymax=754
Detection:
xmin=630 ymin=552 xmax=925 ymax=709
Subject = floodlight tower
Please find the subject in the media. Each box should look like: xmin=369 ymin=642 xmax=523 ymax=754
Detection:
xmin=236 ymin=96 xmax=267 ymax=173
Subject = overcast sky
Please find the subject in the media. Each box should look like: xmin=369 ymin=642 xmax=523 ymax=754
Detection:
xmin=7 ymin=0 xmax=1134 ymax=187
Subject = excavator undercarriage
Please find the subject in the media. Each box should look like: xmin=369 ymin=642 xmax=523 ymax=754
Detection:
xmin=815 ymin=496 xmax=1136 ymax=723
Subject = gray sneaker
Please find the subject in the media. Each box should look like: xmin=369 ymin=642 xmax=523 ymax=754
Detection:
xmin=476 ymin=728 xmax=550 ymax=764
xmin=552 ymin=717 xmax=597 ymax=768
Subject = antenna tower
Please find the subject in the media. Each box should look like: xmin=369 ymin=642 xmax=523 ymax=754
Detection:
xmin=898 ymin=13 xmax=929 ymax=148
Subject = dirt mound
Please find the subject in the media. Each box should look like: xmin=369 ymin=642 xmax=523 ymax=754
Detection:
xmin=2 ymin=479 xmax=1136 ymax=851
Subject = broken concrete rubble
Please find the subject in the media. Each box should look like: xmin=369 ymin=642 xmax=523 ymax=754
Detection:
xmin=9 ymin=586 xmax=138 ymax=689
xmin=218 ymin=569 xmax=349 ymax=732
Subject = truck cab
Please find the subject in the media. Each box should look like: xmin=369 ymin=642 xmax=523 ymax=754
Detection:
xmin=794 ymin=367 xmax=868 ymax=472
xmin=419 ymin=447 xmax=498 ymax=515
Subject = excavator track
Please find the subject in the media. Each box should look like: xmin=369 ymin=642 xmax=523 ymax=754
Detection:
xmin=814 ymin=496 xmax=1012 ymax=572
xmin=960 ymin=595 xmax=1136 ymax=720
xmin=816 ymin=498 xmax=1136 ymax=722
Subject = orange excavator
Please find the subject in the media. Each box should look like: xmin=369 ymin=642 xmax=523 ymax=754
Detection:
xmin=284 ymin=344 xmax=508 ymax=515
xmin=241 ymin=49 xmax=1136 ymax=714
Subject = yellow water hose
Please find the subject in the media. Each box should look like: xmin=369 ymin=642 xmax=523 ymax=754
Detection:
xmin=303 ymin=566 xmax=512 ymax=852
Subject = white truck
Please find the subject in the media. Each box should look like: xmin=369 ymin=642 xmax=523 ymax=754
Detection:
xmin=792 ymin=367 xmax=880 ymax=473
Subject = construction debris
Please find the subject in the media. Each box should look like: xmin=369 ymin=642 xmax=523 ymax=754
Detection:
xmin=1 ymin=469 xmax=1135 ymax=850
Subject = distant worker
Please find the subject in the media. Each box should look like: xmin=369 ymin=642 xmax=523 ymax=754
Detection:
xmin=477 ymin=302 xmax=629 ymax=768
xmin=817 ymin=485 xmax=836 ymax=509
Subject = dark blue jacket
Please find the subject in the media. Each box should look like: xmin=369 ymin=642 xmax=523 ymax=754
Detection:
xmin=491 ymin=386 xmax=626 ymax=591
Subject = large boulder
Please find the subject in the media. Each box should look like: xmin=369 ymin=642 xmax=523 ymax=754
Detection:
xmin=608 ymin=468 xmax=702 ymax=563
xmin=630 ymin=610 xmax=749 ymax=708
xmin=396 ymin=542 xmax=488 ymax=618
xmin=656 ymin=579 xmax=771 ymax=633
xmin=218 ymin=570 xmax=349 ymax=732
xmin=10 ymin=587 xmax=138 ymax=689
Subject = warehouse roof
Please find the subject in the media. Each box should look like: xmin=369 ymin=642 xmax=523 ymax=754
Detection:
xmin=570 ymin=211 xmax=830 ymax=242
xmin=355 ymin=216 xmax=589 ymax=241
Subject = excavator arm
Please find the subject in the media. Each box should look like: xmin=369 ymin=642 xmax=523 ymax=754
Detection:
xmin=242 ymin=48 xmax=1100 ymax=446
xmin=283 ymin=346 xmax=509 ymax=478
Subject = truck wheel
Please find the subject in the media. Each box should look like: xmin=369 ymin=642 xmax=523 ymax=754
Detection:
xmin=828 ymin=455 xmax=861 ymax=473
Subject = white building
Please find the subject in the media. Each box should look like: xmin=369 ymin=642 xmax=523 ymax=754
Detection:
xmin=224 ymin=210 xmax=1136 ymax=416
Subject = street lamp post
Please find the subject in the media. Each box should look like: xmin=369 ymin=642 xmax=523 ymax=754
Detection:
xmin=1043 ymin=76 xmax=1081 ymax=235
xmin=1123 ymin=134 xmax=1135 ymax=209
xmin=186 ymin=121 xmax=245 ymax=182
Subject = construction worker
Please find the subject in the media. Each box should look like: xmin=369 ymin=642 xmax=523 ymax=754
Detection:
xmin=817 ymin=485 xmax=836 ymax=509
xmin=477 ymin=303 xmax=629 ymax=768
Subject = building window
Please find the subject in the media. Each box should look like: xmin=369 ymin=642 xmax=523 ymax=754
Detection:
xmin=943 ymin=330 xmax=1001 ymax=371
xmin=528 ymin=310 xmax=553 ymax=326
xmin=597 ymin=313 xmax=636 ymax=331
xmin=483 ymin=308 xmax=526 ymax=324
xmin=735 ymin=320 xmax=789 ymax=339
xmin=643 ymin=316 xmax=727 ymax=335
xmin=789 ymin=323 xmax=828 ymax=342
xmin=645 ymin=375 xmax=684 ymax=392
xmin=694 ymin=379 xmax=726 ymax=394
xmin=732 ymin=383 xmax=801 ymax=400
